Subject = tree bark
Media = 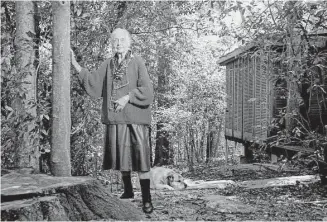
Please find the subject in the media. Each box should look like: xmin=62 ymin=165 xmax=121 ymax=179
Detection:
xmin=213 ymin=120 xmax=223 ymax=157
xmin=206 ymin=121 xmax=222 ymax=163
xmin=14 ymin=1 xmax=39 ymax=171
xmin=187 ymin=125 xmax=195 ymax=171
xmin=206 ymin=125 xmax=214 ymax=163
xmin=51 ymin=1 xmax=71 ymax=176
xmin=154 ymin=122 xmax=171 ymax=165
xmin=285 ymin=1 xmax=302 ymax=133
xmin=154 ymin=44 xmax=173 ymax=166
xmin=1 ymin=170 xmax=146 ymax=221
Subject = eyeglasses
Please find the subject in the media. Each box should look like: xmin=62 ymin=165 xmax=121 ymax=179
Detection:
xmin=112 ymin=38 xmax=127 ymax=44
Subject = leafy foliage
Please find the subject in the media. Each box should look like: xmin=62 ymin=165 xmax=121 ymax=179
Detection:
xmin=220 ymin=1 xmax=327 ymax=163
xmin=2 ymin=1 xmax=326 ymax=175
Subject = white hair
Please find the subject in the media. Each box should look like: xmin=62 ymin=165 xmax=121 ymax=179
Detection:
xmin=111 ymin=28 xmax=132 ymax=48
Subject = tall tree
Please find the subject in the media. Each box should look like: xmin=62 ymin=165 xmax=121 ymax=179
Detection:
xmin=14 ymin=1 xmax=39 ymax=170
xmin=284 ymin=1 xmax=302 ymax=133
xmin=51 ymin=1 xmax=71 ymax=176
xmin=154 ymin=43 xmax=172 ymax=166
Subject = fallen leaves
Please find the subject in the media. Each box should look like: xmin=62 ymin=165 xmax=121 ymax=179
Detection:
xmin=111 ymin=162 xmax=327 ymax=221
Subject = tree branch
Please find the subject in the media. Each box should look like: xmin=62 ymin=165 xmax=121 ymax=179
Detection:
xmin=268 ymin=0 xmax=277 ymax=27
xmin=131 ymin=25 xmax=202 ymax=35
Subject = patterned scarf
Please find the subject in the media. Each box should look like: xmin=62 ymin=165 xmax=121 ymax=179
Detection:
xmin=113 ymin=50 xmax=132 ymax=80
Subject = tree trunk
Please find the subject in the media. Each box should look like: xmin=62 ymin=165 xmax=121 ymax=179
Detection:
xmin=206 ymin=129 xmax=214 ymax=163
xmin=213 ymin=120 xmax=223 ymax=157
xmin=285 ymin=1 xmax=302 ymax=133
xmin=188 ymin=126 xmax=195 ymax=170
xmin=154 ymin=122 xmax=171 ymax=166
xmin=206 ymin=121 xmax=218 ymax=163
xmin=51 ymin=1 xmax=71 ymax=176
xmin=285 ymin=81 xmax=300 ymax=132
xmin=14 ymin=1 xmax=39 ymax=171
xmin=154 ymin=44 xmax=173 ymax=166
xmin=199 ymin=124 xmax=206 ymax=161
xmin=184 ymin=128 xmax=194 ymax=172
xmin=1 ymin=170 xmax=146 ymax=221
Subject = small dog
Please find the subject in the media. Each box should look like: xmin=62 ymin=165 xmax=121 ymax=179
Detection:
xmin=150 ymin=167 xmax=187 ymax=190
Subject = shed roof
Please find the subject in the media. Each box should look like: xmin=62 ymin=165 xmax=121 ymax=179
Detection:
xmin=217 ymin=42 xmax=256 ymax=66
xmin=217 ymin=31 xmax=327 ymax=66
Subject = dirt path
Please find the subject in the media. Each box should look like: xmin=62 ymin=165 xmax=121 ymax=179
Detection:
xmin=112 ymin=163 xmax=327 ymax=221
xmin=116 ymin=182 xmax=326 ymax=221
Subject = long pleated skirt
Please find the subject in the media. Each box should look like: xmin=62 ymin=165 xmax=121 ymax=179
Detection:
xmin=102 ymin=124 xmax=151 ymax=172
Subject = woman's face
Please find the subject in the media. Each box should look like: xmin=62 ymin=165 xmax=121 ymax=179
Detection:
xmin=111 ymin=30 xmax=130 ymax=55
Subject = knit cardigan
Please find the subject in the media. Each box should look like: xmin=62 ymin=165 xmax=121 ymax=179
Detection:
xmin=78 ymin=55 xmax=153 ymax=125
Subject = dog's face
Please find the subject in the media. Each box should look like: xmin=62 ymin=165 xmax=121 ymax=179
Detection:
xmin=167 ymin=172 xmax=187 ymax=189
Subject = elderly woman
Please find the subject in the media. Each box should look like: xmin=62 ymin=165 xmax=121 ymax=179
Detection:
xmin=71 ymin=28 xmax=154 ymax=214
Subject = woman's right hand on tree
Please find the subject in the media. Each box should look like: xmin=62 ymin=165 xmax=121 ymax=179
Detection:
xmin=70 ymin=49 xmax=82 ymax=73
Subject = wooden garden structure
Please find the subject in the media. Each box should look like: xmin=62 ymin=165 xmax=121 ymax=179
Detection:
xmin=218 ymin=32 xmax=327 ymax=160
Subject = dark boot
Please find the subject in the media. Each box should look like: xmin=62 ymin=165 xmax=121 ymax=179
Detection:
xmin=140 ymin=179 xmax=153 ymax=214
xmin=120 ymin=173 xmax=134 ymax=199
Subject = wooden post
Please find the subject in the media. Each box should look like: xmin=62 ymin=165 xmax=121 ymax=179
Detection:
xmin=51 ymin=1 xmax=71 ymax=176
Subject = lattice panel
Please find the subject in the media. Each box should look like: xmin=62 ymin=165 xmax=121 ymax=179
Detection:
xmin=234 ymin=61 xmax=238 ymax=131
xmin=226 ymin=63 xmax=233 ymax=130
xmin=225 ymin=65 xmax=230 ymax=129
xmin=249 ymin=56 xmax=255 ymax=136
xmin=260 ymin=54 xmax=268 ymax=139
xmin=237 ymin=59 xmax=243 ymax=133
xmin=254 ymin=56 xmax=262 ymax=138
xmin=243 ymin=57 xmax=251 ymax=134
